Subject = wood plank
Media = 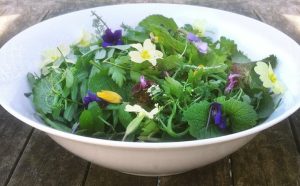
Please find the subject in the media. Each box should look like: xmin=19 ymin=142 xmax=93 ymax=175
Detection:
xmin=7 ymin=130 xmax=88 ymax=186
xmin=84 ymin=164 xmax=158 ymax=186
xmin=289 ymin=109 xmax=300 ymax=152
xmin=231 ymin=121 xmax=300 ymax=185
xmin=0 ymin=107 xmax=32 ymax=186
xmin=159 ymin=158 xmax=232 ymax=186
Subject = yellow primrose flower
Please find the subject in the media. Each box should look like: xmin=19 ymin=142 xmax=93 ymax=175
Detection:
xmin=254 ymin=62 xmax=284 ymax=94
xmin=97 ymin=90 xmax=122 ymax=104
xmin=128 ymin=39 xmax=163 ymax=66
xmin=76 ymin=30 xmax=92 ymax=47
xmin=193 ymin=19 xmax=206 ymax=37
xmin=125 ymin=104 xmax=159 ymax=119
xmin=42 ymin=44 xmax=70 ymax=65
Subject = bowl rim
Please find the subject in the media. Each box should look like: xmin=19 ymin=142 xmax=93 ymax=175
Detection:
xmin=1 ymin=3 xmax=300 ymax=149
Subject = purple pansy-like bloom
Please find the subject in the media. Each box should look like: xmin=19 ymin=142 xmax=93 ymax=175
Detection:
xmin=186 ymin=32 xmax=208 ymax=54
xmin=83 ymin=91 xmax=102 ymax=108
xmin=132 ymin=75 xmax=153 ymax=94
xmin=102 ymin=28 xmax=123 ymax=48
xmin=210 ymin=102 xmax=227 ymax=130
xmin=225 ymin=73 xmax=241 ymax=93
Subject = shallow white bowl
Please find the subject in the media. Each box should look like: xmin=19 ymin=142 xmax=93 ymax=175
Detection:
xmin=1 ymin=4 xmax=300 ymax=176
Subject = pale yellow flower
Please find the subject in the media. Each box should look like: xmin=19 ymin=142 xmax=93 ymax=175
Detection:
xmin=128 ymin=39 xmax=163 ymax=66
xmin=254 ymin=62 xmax=284 ymax=94
xmin=125 ymin=104 xmax=159 ymax=119
xmin=42 ymin=44 xmax=70 ymax=65
xmin=76 ymin=30 xmax=92 ymax=47
xmin=193 ymin=19 xmax=206 ymax=37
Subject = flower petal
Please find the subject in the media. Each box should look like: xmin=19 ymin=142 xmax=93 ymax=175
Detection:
xmin=97 ymin=90 xmax=122 ymax=104
xmin=143 ymin=39 xmax=156 ymax=51
xmin=130 ymin=43 xmax=143 ymax=51
xmin=129 ymin=51 xmax=145 ymax=63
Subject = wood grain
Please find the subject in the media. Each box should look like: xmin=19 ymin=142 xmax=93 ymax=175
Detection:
xmin=159 ymin=158 xmax=232 ymax=186
xmin=7 ymin=130 xmax=88 ymax=186
xmin=231 ymin=121 xmax=300 ymax=186
xmin=84 ymin=164 xmax=158 ymax=186
xmin=0 ymin=107 xmax=32 ymax=186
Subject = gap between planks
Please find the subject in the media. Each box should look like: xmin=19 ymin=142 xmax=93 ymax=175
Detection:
xmin=3 ymin=128 xmax=34 ymax=186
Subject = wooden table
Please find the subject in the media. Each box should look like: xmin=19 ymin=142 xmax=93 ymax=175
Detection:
xmin=1 ymin=0 xmax=300 ymax=185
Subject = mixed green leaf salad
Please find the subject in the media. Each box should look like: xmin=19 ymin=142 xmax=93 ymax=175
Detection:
xmin=27 ymin=13 xmax=284 ymax=142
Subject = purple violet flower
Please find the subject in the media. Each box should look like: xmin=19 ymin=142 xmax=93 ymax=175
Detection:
xmin=225 ymin=73 xmax=241 ymax=93
xmin=210 ymin=102 xmax=227 ymax=130
xmin=132 ymin=75 xmax=152 ymax=94
xmin=102 ymin=28 xmax=123 ymax=48
xmin=186 ymin=32 xmax=208 ymax=54
xmin=83 ymin=90 xmax=102 ymax=108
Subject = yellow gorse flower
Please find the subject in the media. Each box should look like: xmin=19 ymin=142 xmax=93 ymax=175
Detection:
xmin=97 ymin=90 xmax=122 ymax=104
xmin=254 ymin=62 xmax=284 ymax=94
xmin=128 ymin=39 xmax=163 ymax=66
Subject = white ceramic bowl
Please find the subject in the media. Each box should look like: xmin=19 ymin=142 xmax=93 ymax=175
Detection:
xmin=0 ymin=4 xmax=300 ymax=176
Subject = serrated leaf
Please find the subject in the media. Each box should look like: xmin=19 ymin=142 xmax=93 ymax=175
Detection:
xmin=218 ymin=98 xmax=257 ymax=132
xmin=108 ymin=66 xmax=126 ymax=87
xmin=183 ymin=101 xmax=211 ymax=138
xmin=157 ymin=55 xmax=182 ymax=70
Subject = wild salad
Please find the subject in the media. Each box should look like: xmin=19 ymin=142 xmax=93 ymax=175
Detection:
xmin=27 ymin=13 xmax=284 ymax=142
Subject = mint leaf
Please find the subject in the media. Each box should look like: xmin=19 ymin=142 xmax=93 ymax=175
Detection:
xmin=108 ymin=66 xmax=126 ymax=87
xmin=139 ymin=14 xmax=178 ymax=32
xmin=218 ymin=98 xmax=257 ymax=132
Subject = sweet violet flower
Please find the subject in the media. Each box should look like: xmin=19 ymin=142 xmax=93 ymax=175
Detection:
xmin=83 ymin=91 xmax=102 ymax=108
xmin=102 ymin=28 xmax=123 ymax=48
xmin=210 ymin=102 xmax=227 ymax=130
xmin=132 ymin=75 xmax=153 ymax=93
xmin=225 ymin=73 xmax=241 ymax=93
xmin=187 ymin=32 xmax=208 ymax=54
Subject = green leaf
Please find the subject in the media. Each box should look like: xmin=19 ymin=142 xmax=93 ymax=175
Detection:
xmin=65 ymin=68 xmax=74 ymax=89
xmin=183 ymin=101 xmax=211 ymax=138
xmin=123 ymin=114 xmax=145 ymax=141
xmin=162 ymin=77 xmax=183 ymax=98
xmin=157 ymin=55 xmax=182 ymax=70
xmin=218 ymin=98 xmax=257 ymax=132
xmin=256 ymin=92 xmax=275 ymax=119
xmin=39 ymin=114 xmax=71 ymax=132
xmin=261 ymin=54 xmax=277 ymax=68
xmin=79 ymin=110 xmax=94 ymax=131
xmin=32 ymin=73 xmax=62 ymax=114
xmin=118 ymin=104 xmax=133 ymax=128
xmin=108 ymin=66 xmax=126 ymax=87
xmin=218 ymin=36 xmax=237 ymax=56
xmin=94 ymin=49 xmax=106 ymax=60
xmin=63 ymin=103 xmax=77 ymax=121
xmin=27 ymin=73 xmax=37 ymax=87
xmin=232 ymin=51 xmax=251 ymax=64
xmin=139 ymin=14 xmax=178 ymax=32
xmin=140 ymin=119 xmax=159 ymax=136
xmin=107 ymin=45 xmax=131 ymax=51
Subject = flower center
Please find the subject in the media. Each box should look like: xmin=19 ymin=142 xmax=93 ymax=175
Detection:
xmin=140 ymin=50 xmax=151 ymax=60
xmin=269 ymin=72 xmax=277 ymax=83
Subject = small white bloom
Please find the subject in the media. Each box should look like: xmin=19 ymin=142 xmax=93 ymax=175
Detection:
xmin=76 ymin=30 xmax=93 ymax=47
xmin=128 ymin=39 xmax=163 ymax=66
xmin=125 ymin=104 xmax=159 ymax=119
xmin=147 ymin=84 xmax=162 ymax=96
